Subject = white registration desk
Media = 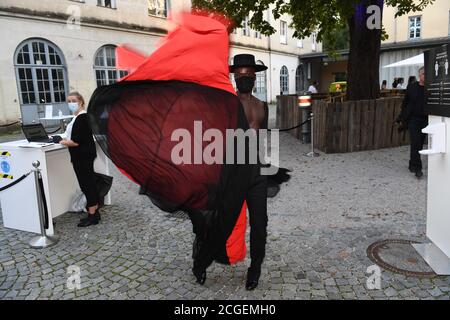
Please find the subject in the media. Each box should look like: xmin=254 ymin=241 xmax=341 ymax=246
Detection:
xmin=0 ymin=139 xmax=111 ymax=236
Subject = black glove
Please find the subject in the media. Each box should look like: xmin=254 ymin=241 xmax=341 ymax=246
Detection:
xmin=394 ymin=120 xmax=407 ymax=133
xmin=52 ymin=135 xmax=63 ymax=143
xmin=393 ymin=116 xmax=407 ymax=133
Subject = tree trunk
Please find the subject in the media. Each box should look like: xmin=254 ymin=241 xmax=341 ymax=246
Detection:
xmin=347 ymin=0 xmax=383 ymax=101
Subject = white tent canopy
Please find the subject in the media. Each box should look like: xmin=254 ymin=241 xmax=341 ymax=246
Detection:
xmin=382 ymin=53 xmax=424 ymax=68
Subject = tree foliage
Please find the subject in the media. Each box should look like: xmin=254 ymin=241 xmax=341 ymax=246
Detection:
xmin=192 ymin=0 xmax=434 ymax=42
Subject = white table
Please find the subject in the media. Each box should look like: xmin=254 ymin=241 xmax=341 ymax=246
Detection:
xmin=0 ymin=139 xmax=111 ymax=236
xmin=40 ymin=115 xmax=74 ymax=132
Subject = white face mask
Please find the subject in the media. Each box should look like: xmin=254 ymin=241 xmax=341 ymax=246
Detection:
xmin=68 ymin=102 xmax=79 ymax=112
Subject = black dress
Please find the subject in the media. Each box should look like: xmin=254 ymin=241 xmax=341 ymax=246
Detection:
xmin=69 ymin=113 xmax=98 ymax=207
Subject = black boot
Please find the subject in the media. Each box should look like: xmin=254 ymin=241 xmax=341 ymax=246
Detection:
xmin=246 ymin=266 xmax=261 ymax=290
xmin=78 ymin=210 xmax=100 ymax=227
xmin=415 ymin=170 xmax=423 ymax=178
xmin=80 ymin=208 xmax=101 ymax=222
xmin=192 ymin=266 xmax=206 ymax=285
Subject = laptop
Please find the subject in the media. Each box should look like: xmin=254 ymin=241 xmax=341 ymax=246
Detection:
xmin=22 ymin=124 xmax=54 ymax=143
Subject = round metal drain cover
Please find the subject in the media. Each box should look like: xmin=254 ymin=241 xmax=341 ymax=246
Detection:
xmin=367 ymin=239 xmax=436 ymax=277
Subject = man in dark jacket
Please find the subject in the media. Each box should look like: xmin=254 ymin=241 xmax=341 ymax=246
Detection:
xmin=396 ymin=67 xmax=427 ymax=178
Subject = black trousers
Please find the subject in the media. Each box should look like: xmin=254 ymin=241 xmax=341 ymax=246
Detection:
xmin=72 ymin=157 xmax=98 ymax=208
xmin=189 ymin=165 xmax=268 ymax=271
xmin=247 ymin=171 xmax=268 ymax=270
xmin=408 ymin=118 xmax=428 ymax=171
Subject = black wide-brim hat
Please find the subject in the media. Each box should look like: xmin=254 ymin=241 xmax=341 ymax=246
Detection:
xmin=229 ymin=54 xmax=268 ymax=73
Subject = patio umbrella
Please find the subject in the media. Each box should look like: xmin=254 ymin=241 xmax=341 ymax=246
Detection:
xmin=382 ymin=53 xmax=424 ymax=68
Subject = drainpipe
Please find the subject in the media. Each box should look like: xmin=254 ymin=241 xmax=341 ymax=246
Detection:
xmin=267 ymin=9 xmax=273 ymax=103
xmin=394 ymin=7 xmax=398 ymax=43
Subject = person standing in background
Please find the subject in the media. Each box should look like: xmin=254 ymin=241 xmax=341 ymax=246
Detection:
xmin=396 ymin=78 xmax=406 ymax=89
xmin=381 ymin=80 xmax=387 ymax=90
xmin=408 ymin=76 xmax=417 ymax=85
xmin=308 ymin=81 xmax=318 ymax=94
xmin=396 ymin=67 xmax=427 ymax=178
xmin=392 ymin=77 xmax=398 ymax=89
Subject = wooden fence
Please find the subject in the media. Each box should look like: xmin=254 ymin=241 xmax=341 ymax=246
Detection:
xmin=276 ymin=95 xmax=305 ymax=140
xmin=276 ymin=95 xmax=410 ymax=153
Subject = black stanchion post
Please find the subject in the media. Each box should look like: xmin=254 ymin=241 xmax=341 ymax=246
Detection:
xmin=298 ymin=95 xmax=311 ymax=143
xmin=305 ymin=111 xmax=319 ymax=157
xmin=299 ymin=96 xmax=319 ymax=157
xmin=29 ymin=160 xmax=58 ymax=248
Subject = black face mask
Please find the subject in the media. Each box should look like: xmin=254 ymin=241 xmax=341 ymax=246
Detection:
xmin=235 ymin=76 xmax=255 ymax=93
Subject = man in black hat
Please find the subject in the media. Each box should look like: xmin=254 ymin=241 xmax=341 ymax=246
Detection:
xmin=230 ymin=54 xmax=268 ymax=290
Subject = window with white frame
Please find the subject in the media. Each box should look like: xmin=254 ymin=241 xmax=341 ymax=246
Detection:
xmin=14 ymin=39 xmax=68 ymax=105
xmin=280 ymin=20 xmax=287 ymax=44
xmin=97 ymin=0 xmax=116 ymax=9
xmin=409 ymin=16 xmax=421 ymax=39
xmin=255 ymin=30 xmax=262 ymax=39
xmin=242 ymin=16 xmax=250 ymax=36
xmin=295 ymin=65 xmax=306 ymax=93
xmin=148 ymin=0 xmax=169 ymax=17
xmin=94 ymin=45 xmax=128 ymax=87
xmin=253 ymin=60 xmax=266 ymax=100
xmin=280 ymin=66 xmax=289 ymax=94
xmin=229 ymin=57 xmax=236 ymax=90
xmin=297 ymin=39 xmax=303 ymax=48
xmin=311 ymin=32 xmax=317 ymax=51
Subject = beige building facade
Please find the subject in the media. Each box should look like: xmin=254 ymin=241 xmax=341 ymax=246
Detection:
xmin=299 ymin=0 xmax=450 ymax=93
xmin=0 ymin=0 xmax=319 ymax=125
xmin=380 ymin=0 xmax=450 ymax=88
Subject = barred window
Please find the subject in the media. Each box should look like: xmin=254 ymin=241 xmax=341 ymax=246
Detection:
xmin=97 ymin=0 xmax=116 ymax=9
xmin=94 ymin=45 xmax=129 ymax=87
xmin=14 ymin=39 xmax=67 ymax=105
xmin=409 ymin=16 xmax=421 ymax=39
xmin=280 ymin=66 xmax=289 ymax=94
xmin=148 ymin=0 xmax=169 ymax=17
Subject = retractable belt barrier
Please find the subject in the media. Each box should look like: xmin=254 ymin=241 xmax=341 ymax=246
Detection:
xmin=0 ymin=159 xmax=58 ymax=248
xmin=0 ymin=171 xmax=32 ymax=192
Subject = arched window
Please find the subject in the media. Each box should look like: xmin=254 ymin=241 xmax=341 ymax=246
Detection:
xmin=94 ymin=45 xmax=128 ymax=87
xmin=296 ymin=65 xmax=306 ymax=94
xmin=14 ymin=38 xmax=68 ymax=123
xmin=280 ymin=66 xmax=289 ymax=94
xmin=229 ymin=56 xmax=237 ymax=91
xmin=253 ymin=60 xmax=267 ymax=101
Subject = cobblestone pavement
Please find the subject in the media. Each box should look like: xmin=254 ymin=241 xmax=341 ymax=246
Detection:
xmin=1 ymin=118 xmax=450 ymax=300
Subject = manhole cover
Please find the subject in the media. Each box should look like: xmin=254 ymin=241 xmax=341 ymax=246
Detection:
xmin=167 ymin=210 xmax=189 ymax=220
xmin=367 ymin=239 xmax=436 ymax=277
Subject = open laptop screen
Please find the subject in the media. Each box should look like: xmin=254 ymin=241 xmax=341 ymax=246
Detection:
xmin=22 ymin=124 xmax=49 ymax=142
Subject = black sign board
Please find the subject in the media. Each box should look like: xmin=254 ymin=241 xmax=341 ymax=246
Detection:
xmin=425 ymin=44 xmax=450 ymax=117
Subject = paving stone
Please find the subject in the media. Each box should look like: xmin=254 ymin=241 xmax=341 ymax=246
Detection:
xmin=428 ymin=287 xmax=444 ymax=297
xmin=0 ymin=135 xmax=448 ymax=300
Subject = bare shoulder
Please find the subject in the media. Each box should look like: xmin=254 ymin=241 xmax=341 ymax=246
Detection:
xmin=252 ymin=96 xmax=264 ymax=107
xmin=252 ymin=96 xmax=266 ymax=114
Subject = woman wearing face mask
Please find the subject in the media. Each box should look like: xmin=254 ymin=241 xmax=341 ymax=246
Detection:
xmin=60 ymin=91 xmax=99 ymax=227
